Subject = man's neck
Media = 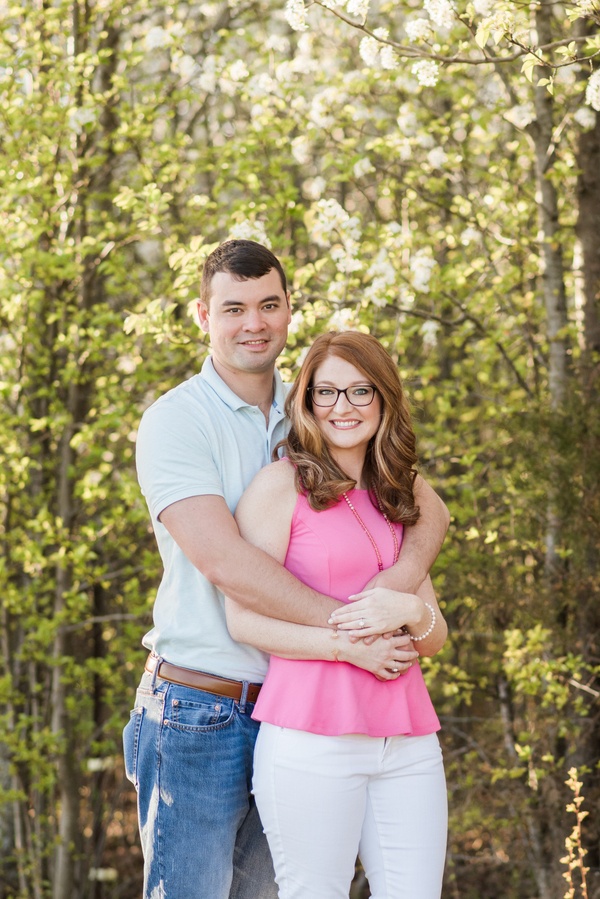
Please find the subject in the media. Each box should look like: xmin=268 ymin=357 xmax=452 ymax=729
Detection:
xmin=212 ymin=358 xmax=275 ymax=423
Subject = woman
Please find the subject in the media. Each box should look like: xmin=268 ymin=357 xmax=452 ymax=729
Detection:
xmin=225 ymin=331 xmax=448 ymax=899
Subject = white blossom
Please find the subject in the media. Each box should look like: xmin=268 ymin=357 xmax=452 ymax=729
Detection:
xmin=411 ymin=59 xmax=439 ymax=87
xmin=303 ymin=176 xmax=326 ymax=200
xmin=578 ymin=0 xmax=600 ymax=12
xmin=427 ymin=145 xmax=447 ymax=168
xmin=410 ymin=252 xmax=436 ymax=292
xmin=421 ymin=319 xmax=440 ymax=349
xmin=473 ymin=0 xmax=493 ymax=14
xmin=330 ymin=244 xmax=362 ymax=273
xmin=285 ymin=0 xmax=308 ymax=31
xmin=364 ymin=279 xmax=391 ymax=308
xmin=397 ymin=104 xmax=418 ymax=135
xmin=309 ymin=87 xmax=340 ymax=128
xmin=346 ymin=0 xmax=369 ymax=17
xmin=144 ymin=26 xmax=171 ymax=51
xmin=288 ymin=310 xmax=305 ymax=335
xmin=327 ymin=305 xmax=355 ymax=329
xmin=311 ymin=199 xmax=350 ymax=246
xmin=353 ymin=157 xmax=375 ymax=178
xmin=229 ymin=59 xmax=249 ymax=81
xmin=359 ymin=36 xmax=380 ymax=67
xmin=228 ymin=220 xmax=271 ymax=246
xmin=405 ymin=18 xmax=432 ymax=42
xmin=460 ymin=226 xmax=481 ymax=246
xmin=291 ymin=136 xmax=312 ymax=166
xmin=479 ymin=10 xmax=515 ymax=43
xmin=398 ymin=139 xmax=412 ymax=161
xmin=381 ymin=46 xmax=398 ymax=70
xmin=585 ymin=69 xmax=600 ymax=112
xmin=173 ymin=54 xmax=196 ymax=81
xmin=424 ymin=0 xmax=455 ymax=30
xmin=265 ymin=34 xmax=290 ymax=53
xmin=505 ymin=103 xmax=535 ymax=129
xmin=198 ymin=56 xmax=218 ymax=93
xmin=574 ymin=106 xmax=597 ymax=130
xmin=68 ymin=107 xmax=97 ymax=133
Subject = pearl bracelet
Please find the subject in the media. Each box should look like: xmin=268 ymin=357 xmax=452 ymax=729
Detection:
xmin=411 ymin=602 xmax=436 ymax=642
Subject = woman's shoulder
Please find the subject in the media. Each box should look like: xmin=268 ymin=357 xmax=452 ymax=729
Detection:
xmin=242 ymin=457 xmax=296 ymax=502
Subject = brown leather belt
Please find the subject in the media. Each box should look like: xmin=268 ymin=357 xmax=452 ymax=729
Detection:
xmin=144 ymin=654 xmax=262 ymax=704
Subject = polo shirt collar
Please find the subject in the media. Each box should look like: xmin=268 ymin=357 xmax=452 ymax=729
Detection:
xmin=200 ymin=355 xmax=286 ymax=416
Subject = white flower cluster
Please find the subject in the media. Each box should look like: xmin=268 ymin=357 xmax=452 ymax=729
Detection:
xmin=359 ymin=29 xmax=397 ymax=70
xmin=411 ymin=59 xmax=439 ymax=87
xmin=228 ymin=220 xmax=271 ymax=247
xmin=578 ymin=0 xmax=600 ymax=13
xmin=574 ymin=106 xmax=597 ymax=130
xmin=346 ymin=0 xmax=370 ymax=17
xmin=505 ymin=102 xmax=535 ymax=129
xmin=311 ymin=199 xmax=352 ymax=246
xmin=309 ymin=86 xmax=342 ymax=128
xmin=199 ymin=55 xmax=218 ymax=93
xmin=473 ymin=0 xmax=494 ymax=15
xmin=478 ymin=9 xmax=516 ymax=43
xmin=460 ymin=226 xmax=481 ymax=246
xmin=353 ymin=157 xmax=375 ymax=178
xmin=410 ymin=251 xmax=436 ymax=292
xmin=420 ymin=319 xmax=440 ymax=350
xmin=427 ymin=145 xmax=447 ymax=168
xmin=328 ymin=306 xmax=355 ymax=329
xmin=405 ymin=17 xmax=432 ymax=43
xmin=303 ymin=176 xmax=327 ymax=200
xmin=285 ymin=0 xmax=308 ymax=31
xmin=424 ymin=0 xmax=455 ymax=30
xmin=310 ymin=199 xmax=363 ymax=276
xmin=585 ymin=69 xmax=600 ymax=112
xmin=364 ymin=249 xmax=397 ymax=309
xmin=144 ymin=25 xmax=172 ymax=51
xmin=68 ymin=107 xmax=97 ymax=133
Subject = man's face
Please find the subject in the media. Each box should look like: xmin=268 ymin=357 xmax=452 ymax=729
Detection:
xmin=197 ymin=269 xmax=291 ymax=377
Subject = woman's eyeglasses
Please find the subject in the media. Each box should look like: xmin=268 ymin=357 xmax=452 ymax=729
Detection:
xmin=307 ymin=385 xmax=376 ymax=407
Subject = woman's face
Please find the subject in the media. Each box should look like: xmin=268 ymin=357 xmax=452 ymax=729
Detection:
xmin=309 ymin=354 xmax=382 ymax=463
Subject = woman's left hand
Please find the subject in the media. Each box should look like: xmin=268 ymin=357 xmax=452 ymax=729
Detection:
xmin=328 ymin=587 xmax=421 ymax=637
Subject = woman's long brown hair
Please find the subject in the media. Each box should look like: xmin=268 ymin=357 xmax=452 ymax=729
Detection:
xmin=279 ymin=331 xmax=420 ymax=525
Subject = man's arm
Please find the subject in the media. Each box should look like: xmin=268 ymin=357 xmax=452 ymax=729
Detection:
xmin=160 ymin=492 xmax=341 ymax=627
xmin=224 ymin=600 xmax=417 ymax=679
xmin=369 ymin=475 xmax=449 ymax=594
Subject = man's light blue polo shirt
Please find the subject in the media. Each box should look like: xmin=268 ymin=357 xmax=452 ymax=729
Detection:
xmin=136 ymin=356 xmax=289 ymax=681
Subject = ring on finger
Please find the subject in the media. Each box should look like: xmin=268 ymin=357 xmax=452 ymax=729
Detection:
xmin=358 ymin=618 xmax=366 ymax=629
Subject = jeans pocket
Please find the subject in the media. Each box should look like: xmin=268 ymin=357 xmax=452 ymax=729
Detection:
xmin=166 ymin=691 xmax=236 ymax=732
xmin=123 ymin=706 xmax=144 ymax=788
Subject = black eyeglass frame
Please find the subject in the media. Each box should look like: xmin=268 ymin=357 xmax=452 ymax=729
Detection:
xmin=306 ymin=385 xmax=377 ymax=408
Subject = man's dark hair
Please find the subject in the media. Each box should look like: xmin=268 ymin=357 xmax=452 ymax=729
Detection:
xmin=200 ymin=239 xmax=287 ymax=307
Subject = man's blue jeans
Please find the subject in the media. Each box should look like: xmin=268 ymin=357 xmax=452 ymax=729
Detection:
xmin=123 ymin=665 xmax=277 ymax=899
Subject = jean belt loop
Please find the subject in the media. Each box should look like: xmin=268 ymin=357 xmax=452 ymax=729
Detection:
xmin=239 ymin=680 xmax=249 ymax=714
xmin=150 ymin=654 xmax=163 ymax=690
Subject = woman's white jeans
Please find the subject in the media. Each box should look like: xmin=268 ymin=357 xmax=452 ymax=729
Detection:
xmin=253 ymin=724 xmax=447 ymax=899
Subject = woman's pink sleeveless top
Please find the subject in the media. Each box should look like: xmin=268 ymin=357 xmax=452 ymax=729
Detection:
xmin=252 ymin=489 xmax=440 ymax=737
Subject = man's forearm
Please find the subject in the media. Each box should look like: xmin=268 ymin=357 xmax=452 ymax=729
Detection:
xmin=206 ymin=535 xmax=341 ymax=625
xmin=375 ymin=477 xmax=449 ymax=593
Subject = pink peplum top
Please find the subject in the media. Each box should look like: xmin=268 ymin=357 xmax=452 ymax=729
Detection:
xmin=252 ymin=487 xmax=440 ymax=737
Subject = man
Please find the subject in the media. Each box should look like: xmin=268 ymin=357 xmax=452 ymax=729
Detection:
xmin=124 ymin=239 xmax=449 ymax=899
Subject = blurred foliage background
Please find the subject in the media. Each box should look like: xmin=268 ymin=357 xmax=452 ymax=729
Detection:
xmin=0 ymin=1 xmax=598 ymax=897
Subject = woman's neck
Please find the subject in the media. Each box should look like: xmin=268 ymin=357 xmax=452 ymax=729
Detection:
xmin=331 ymin=450 xmax=368 ymax=490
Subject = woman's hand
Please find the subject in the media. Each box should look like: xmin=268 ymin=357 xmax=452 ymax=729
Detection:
xmin=337 ymin=630 xmax=418 ymax=681
xmin=328 ymin=587 xmax=422 ymax=637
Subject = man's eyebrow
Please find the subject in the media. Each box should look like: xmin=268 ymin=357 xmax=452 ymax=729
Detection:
xmin=220 ymin=295 xmax=283 ymax=306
